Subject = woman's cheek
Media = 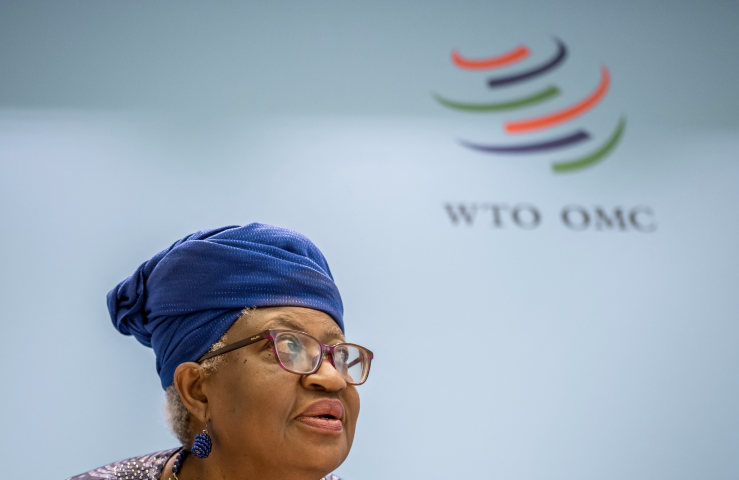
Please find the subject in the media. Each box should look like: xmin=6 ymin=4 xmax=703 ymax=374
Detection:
xmin=346 ymin=387 xmax=361 ymax=423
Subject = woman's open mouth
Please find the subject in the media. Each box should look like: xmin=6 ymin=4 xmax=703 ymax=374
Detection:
xmin=295 ymin=399 xmax=344 ymax=433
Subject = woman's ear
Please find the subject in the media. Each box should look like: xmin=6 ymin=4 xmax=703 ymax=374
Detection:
xmin=174 ymin=362 xmax=209 ymax=423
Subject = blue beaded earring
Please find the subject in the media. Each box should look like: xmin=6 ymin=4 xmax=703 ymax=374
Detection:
xmin=191 ymin=427 xmax=212 ymax=459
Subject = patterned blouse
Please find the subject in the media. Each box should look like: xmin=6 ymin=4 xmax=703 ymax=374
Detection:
xmin=66 ymin=448 xmax=343 ymax=480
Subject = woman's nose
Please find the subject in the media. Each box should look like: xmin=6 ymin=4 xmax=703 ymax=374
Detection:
xmin=302 ymin=355 xmax=347 ymax=392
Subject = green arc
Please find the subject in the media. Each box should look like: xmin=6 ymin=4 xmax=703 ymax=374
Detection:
xmin=433 ymin=86 xmax=559 ymax=112
xmin=552 ymin=117 xmax=626 ymax=173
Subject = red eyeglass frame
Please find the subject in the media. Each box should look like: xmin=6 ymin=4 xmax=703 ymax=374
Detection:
xmin=198 ymin=329 xmax=374 ymax=385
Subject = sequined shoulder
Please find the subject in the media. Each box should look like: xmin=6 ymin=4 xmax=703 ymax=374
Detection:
xmin=66 ymin=448 xmax=180 ymax=480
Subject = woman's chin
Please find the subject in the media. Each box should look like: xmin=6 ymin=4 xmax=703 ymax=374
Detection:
xmin=283 ymin=425 xmax=352 ymax=470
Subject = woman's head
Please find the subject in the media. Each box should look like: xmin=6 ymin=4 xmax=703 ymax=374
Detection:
xmin=169 ymin=306 xmax=361 ymax=477
xmin=108 ymin=223 xmax=368 ymax=478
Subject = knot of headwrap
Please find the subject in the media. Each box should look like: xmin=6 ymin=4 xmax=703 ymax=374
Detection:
xmin=107 ymin=223 xmax=344 ymax=389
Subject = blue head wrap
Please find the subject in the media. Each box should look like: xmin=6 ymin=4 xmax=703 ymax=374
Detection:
xmin=107 ymin=223 xmax=344 ymax=389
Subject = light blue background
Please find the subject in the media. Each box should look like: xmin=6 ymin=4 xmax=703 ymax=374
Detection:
xmin=1 ymin=1 xmax=738 ymax=479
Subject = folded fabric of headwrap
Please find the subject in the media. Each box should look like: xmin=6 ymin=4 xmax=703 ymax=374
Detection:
xmin=107 ymin=223 xmax=344 ymax=389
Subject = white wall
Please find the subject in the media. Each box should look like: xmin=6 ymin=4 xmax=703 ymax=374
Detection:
xmin=1 ymin=1 xmax=738 ymax=479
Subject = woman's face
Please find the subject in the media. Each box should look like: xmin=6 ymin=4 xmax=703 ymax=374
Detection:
xmin=198 ymin=307 xmax=360 ymax=477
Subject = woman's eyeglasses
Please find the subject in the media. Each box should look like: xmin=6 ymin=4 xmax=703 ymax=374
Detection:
xmin=198 ymin=329 xmax=373 ymax=386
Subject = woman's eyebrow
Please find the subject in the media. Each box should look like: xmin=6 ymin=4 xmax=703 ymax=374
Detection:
xmin=323 ymin=325 xmax=345 ymax=341
xmin=265 ymin=316 xmax=306 ymax=331
xmin=265 ymin=316 xmax=345 ymax=341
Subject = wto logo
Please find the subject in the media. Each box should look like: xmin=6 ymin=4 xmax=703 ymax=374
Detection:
xmin=435 ymin=38 xmax=625 ymax=173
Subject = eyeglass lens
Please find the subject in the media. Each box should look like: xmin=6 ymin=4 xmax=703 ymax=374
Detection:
xmin=273 ymin=331 xmax=370 ymax=384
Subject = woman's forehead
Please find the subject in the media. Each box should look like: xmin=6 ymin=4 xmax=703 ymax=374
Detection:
xmin=236 ymin=307 xmax=345 ymax=341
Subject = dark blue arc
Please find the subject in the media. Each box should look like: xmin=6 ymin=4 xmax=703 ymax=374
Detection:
xmin=487 ymin=38 xmax=568 ymax=88
xmin=460 ymin=129 xmax=589 ymax=154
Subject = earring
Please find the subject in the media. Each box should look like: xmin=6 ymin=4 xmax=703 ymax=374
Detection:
xmin=191 ymin=427 xmax=212 ymax=459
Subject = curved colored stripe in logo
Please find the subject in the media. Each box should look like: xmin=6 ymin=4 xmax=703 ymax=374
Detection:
xmin=488 ymin=38 xmax=567 ymax=87
xmin=433 ymin=86 xmax=559 ymax=112
xmin=460 ymin=130 xmax=590 ymax=153
xmin=452 ymin=45 xmax=530 ymax=70
xmin=505 ymin=65 xmax=610 ymax=134
xmin=552 ymin=117 xmax=626 ymax=172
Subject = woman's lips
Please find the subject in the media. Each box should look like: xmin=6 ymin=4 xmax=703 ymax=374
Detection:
xmin=295 ymin=399 xmax=345 ymax=433
xmin=295 ymin=415 xmax=343 ymax=432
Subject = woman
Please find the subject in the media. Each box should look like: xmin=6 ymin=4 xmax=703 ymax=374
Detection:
xmin=68 ymin=224 xmax=373 ymax=480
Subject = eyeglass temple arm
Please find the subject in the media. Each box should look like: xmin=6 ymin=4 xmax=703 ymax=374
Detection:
xmin=344 ymin=346 xmax=373 ymax=369
xmin=198 ymin=331 xmax=269 ymax=363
